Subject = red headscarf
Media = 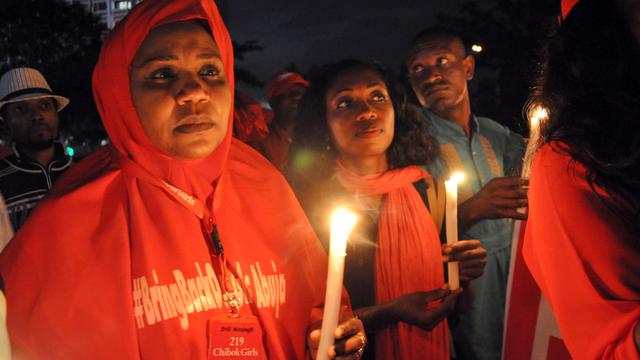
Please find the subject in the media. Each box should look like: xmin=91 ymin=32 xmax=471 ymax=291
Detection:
xmin=233 ymin=90 xmax=270 ymax=142
xmin=267 ymin=72 xmax=309 ymax=103
xmin=561 ymin=0 xmax=580 ymax=22
xmin=0 ymin=1 xmax=328 ymax=359
xmin=336 ymin=163 xmax=449 ymax=360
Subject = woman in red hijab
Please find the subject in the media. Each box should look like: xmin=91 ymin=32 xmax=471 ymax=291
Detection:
xmin=524 ymin=0 xmax=640 ymax=358
xmin=288 ymin=60 xmax=487 ymax=360
xmin=0 ymin=1 xmax=364 ymax=358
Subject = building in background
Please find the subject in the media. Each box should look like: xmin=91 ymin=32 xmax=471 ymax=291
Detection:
xmin=66 ymin=0 xmax=229 ymax=29
xmin=65 ymin=0 xmax=142 ymax=29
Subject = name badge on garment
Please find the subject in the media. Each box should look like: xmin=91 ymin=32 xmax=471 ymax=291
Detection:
xmin=208 ymin=313 xmax=267 ymax=359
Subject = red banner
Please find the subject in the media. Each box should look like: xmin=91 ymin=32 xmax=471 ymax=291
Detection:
xmin=502 ymin=221 xmax=571 ymax=360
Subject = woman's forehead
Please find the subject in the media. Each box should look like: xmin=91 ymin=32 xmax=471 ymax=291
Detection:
xmin=329 ymin=68 xmax=386 ymax=92
xmin=132 ymin=20 xmax=219 ymax=66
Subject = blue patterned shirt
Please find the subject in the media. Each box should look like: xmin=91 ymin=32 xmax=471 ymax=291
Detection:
xmin=422 ymin=109 xmax=525 ymax=251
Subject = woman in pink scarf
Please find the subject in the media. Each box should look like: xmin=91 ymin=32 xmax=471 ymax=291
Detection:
xmin=288 ymin=60 xmax=487 ymax=359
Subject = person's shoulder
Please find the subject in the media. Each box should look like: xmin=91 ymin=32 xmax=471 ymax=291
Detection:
xmin=418 ymin=108 xmax=440 ymax=125
xmin=0 ymin=155 xmax=30 ymax=192
xmin=532 ymin=142 xmax=587 ymax=189
xmin=533 ymin=142 xmax=572 ymax=167
xmin=0 ymin=153 xmax=22 ymax=170
xmin=408 ymin=103 xmax=427 ymax=117
xmin=0 ymin=156 xmax=14 ymax=174
xmin=476 ymin=116 xmax=520 ymax=136
xmin=43 ymin=146 xmax=126 ymax=209
xmin=227 ymin=138 xmax=286 ymax=188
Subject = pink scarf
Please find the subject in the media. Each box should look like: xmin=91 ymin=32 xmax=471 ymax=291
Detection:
xmin=336 ymin=162 xmax=449 ymax=360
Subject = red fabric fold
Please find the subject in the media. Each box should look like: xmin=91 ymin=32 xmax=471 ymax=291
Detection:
xmin=561 ymin=0 xmax=580 ymax=20
xmin=233 ymin=90 xmax=270 ymax=142
xmin=336 ymin=163 xmax=449 ymax=360
xmin=523 ymin=143 xmax=640 ymax=360
xmin=0 ymin=1 xmax=328 ymax=359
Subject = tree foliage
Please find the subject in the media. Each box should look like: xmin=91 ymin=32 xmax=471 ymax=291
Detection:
xmin=233 ymin=40 xmax=265 ymax=88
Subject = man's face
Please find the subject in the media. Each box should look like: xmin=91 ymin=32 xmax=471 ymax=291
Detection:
xmin=2 ymin=97 xmax=60 ymax=150
xmin=406 ymin=36 xmax=475 ymax=116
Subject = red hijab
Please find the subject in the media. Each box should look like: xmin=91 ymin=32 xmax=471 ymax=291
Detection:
xmin=0 ymin=1 xmax=328 ymax=359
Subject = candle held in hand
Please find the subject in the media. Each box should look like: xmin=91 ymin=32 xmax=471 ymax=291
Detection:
xmin=317 ymin=208 xmax=358 ymax=360
xmin=445 ymin=172 xmax=464 ymax=290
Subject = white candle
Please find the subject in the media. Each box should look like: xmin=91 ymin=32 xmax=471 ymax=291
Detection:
xmin=317 ymin=208 xmax=358 ymax=360
xmin=522 ymin=105 xmax=548 ymax=179
xmin=0 ymin=291 xmax=10 ymax=359
xmin=518 ymin=105 xmax=549 ymax=214
xmin=445 ymin=172 xmax=464 ymax=290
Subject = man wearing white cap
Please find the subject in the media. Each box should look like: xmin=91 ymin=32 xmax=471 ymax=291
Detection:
xmin=0 ymin=67 xmax=72 ymax=231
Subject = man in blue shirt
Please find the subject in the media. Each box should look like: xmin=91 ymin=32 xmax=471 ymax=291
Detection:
xmin=406 ymin=27 xmax=527 ymax=360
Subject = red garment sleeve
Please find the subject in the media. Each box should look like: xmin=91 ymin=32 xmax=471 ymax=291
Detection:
xmin=523 ymin=144 xmax=640 ymax=360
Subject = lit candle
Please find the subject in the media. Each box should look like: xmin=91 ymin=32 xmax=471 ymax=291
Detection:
xmin=445 ymin=172 xmax=465 ymax=290
xmin=517 ymin=105 xmax=549 ymax=214
xmin=522 ymin=105 xmax=549 ymax=179
xmin=317 ymin=208 xmax=358 ymax=360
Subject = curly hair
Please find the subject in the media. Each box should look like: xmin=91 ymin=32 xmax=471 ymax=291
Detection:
xmin=286 ymin=59 xmax=439 ymax=203
xmin=532 ymin=0 xmax=640 ymax=231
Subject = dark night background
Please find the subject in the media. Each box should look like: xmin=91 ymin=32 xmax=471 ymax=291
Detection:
xmin=225 ymin=1 xmax=462 ymax=97
xmin=0 ymin=0 xmax=559 ymax=155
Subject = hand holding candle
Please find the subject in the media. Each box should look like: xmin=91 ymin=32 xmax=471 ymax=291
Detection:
xmin=445 ymin=172 xmax=464 ymax=290
xmin=316 ymin=207 xmax=358 ymax=360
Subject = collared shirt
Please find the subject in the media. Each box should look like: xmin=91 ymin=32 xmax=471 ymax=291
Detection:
xmin=0 ymin=142 xmax=72 ymax=231
xmin=422 ymin=109 xmax=525 ymax=251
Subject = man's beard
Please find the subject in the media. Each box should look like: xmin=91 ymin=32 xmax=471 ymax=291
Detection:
xmin=24 ymin=137 xmax=55 ymax=151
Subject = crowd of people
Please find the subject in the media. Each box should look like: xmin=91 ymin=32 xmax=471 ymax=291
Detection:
xmin=0 ymin=0 xmax=637 ymax=359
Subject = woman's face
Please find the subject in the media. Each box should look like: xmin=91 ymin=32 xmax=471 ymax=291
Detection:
xmin=130 ymin=20 xmax=231 ymax=160
xmin=325 ymin=68 xmax=394 ymax=163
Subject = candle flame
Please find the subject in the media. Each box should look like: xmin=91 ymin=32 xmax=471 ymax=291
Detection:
xmin=528 ymin=105 xmax=549 ymax=128
xmin=329 ymin=207 xmax=358 ymax=255
xmin=449 ymin=172 xmax=465 ymax=184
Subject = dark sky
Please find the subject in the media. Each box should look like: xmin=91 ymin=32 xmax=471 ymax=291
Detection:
xmin=225 ymin=1 xmax=466 ymax=102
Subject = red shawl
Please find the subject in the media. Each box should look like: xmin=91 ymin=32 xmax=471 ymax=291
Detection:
xmin=524 ymin=143 xmax=640 ymax=359
xmin=336 ymin=163 xmax=449 ymax=360
xmin=267 ymin=72 xmax=309 ymax=103
xmin=0 ymin=1 xmax=328 ymax=359
xmin=233 ymin=91 xmax=270 ymax=142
